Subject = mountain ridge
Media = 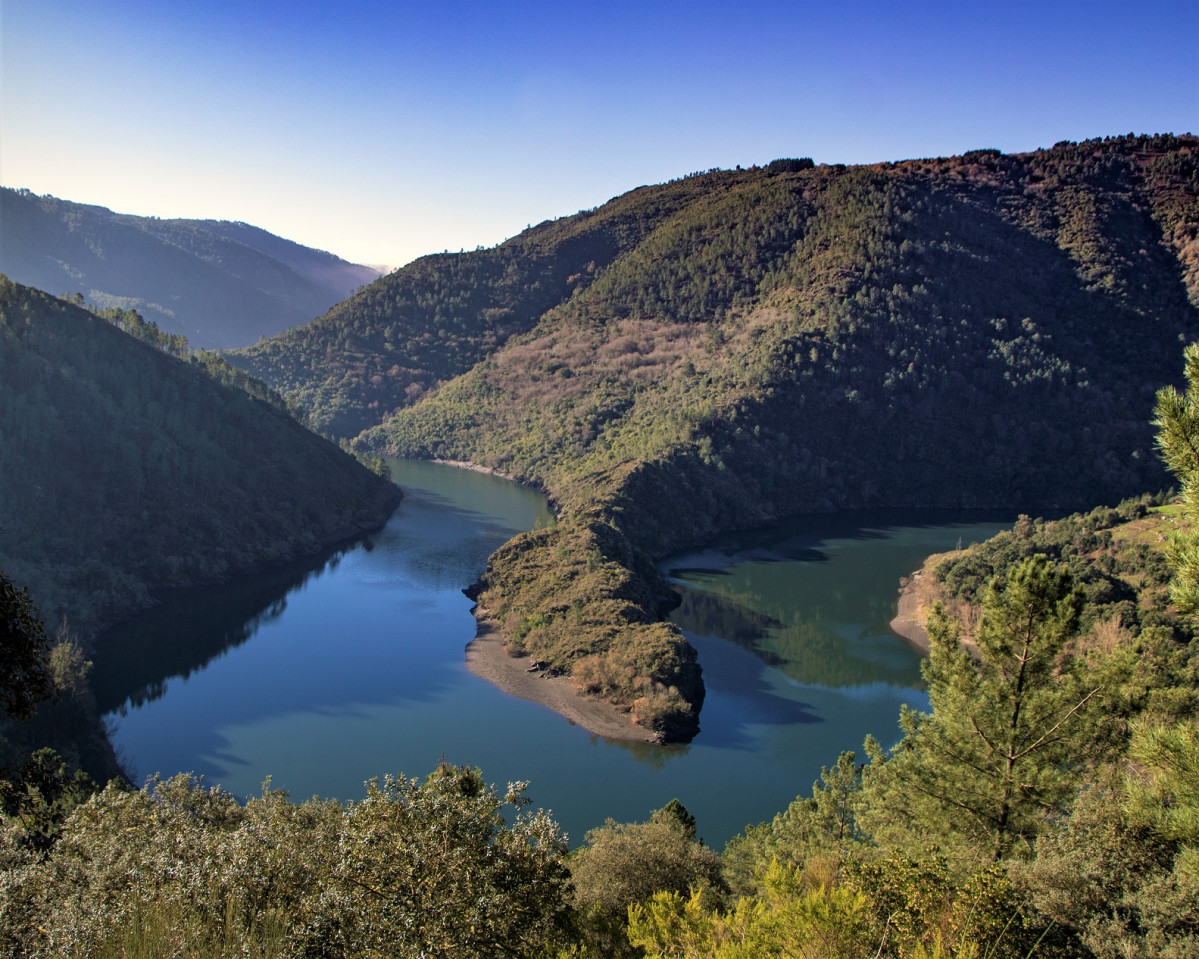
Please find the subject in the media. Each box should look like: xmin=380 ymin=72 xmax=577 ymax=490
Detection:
xmin=0 ymin=188 xmax=380 ymax=349
xmin=0 ymin=276 xmax=401 ymax=640
xmin=217 ymin=134 xmax=1199 ymax=740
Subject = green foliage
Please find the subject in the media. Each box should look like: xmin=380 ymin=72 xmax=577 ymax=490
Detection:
xmin=568 ymin=805 xmax=726 ymax=954
xmin=863 ymin=556 xmax=1113 ymax=862
xmin=95 ymin=305 xmax=190 ymax=356
xmin=932 ymin=496 xmax=1177 ymax=635
xmin=927 ymin=494 xmax=1199 ymax=729
xmin=658 ymin=798 xmax=698 ymax=841
xmin=1016 ymin=725 xmax=1199 ymax=959
xmin=342 ymin=135 xmax=1199 ymax=747
xmin=232 ymin=171 xmax=732 ymax=437
xmin=844 ymin=855 xmax=1063 ymax=959
xmin=1154 ymin=341 xmax=1199 ymax=615
xmin=0 ymin=747 xmax=96 ymax=853
xmin=471 ymin=517 xmax=703 ymax=739
xmin=371 ymin=135 xmax=1199 ymax=564
xmin=722 ymin=751 xmax=865 ymax=897
xmin=0 ymin=277 xmax=400 ymax=638
xmin=0 ymin=765 xmax=571 ymax=958
xmin=0 ymin=570 xmax=54 ymax=721
xmin=627 ymin=869 xmax=876 ymax=959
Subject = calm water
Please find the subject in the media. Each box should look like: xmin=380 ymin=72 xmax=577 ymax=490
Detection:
xmin=95 ymin=460 xmax=1009 ymax=847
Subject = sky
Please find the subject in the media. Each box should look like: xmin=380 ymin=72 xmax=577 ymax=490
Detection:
xmin=2 ymin=0 xmax=1197 ymax=271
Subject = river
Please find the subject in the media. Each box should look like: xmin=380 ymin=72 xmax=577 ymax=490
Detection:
xmin=93 ymin=460 xmax=1010 ymax=847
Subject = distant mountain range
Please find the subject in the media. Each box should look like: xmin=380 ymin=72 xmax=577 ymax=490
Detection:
xmin=0 ymin=188 xmax=381 ymax=349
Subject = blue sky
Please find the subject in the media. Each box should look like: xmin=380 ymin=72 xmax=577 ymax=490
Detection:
xmin=3 ymin=0 xmax=1197 ymax=269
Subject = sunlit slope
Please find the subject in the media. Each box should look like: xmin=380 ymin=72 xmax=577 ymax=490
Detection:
xmin=371 ymin=136 xmax=1199 ymax=552
xmin=0 ymin=278 xmax=401 ymax=637
xmin=235 ymin=135 xmax=1199 ymax=741
xmin=230 ymin=171 xmax=779 ymax=437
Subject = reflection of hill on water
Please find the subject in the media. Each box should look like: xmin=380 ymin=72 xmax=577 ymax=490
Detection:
xmin=669 ymin=586 xmax=781 ymax=651
xmin=671 ymin=587 xmax=923 ymax=690
xmin=92 ymin=543 xmax=358 ymax=715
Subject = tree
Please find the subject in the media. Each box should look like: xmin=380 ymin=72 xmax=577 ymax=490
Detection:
xmin=627 ymin=868 xmax=876 ymax=959
xmin=1017 ymin=721 xmax=1199 ymax=957
xmin=0 ymin=765 xmax=574 ymax=957
xmin=862 ymin=555 xmax=1107 ymax=861
xmin=722 ymin=751 xmax=864 ymax=897
xmin=0 ymin=747 xmax=95 ymax=851
xmin=569 ymin=803 xmax=727 ymax=955
xmin=302 ymin=763 xmax=573 ymax=957
xmin=0 ymin=570 xmax=54 ymax=721
xmin=1153 ymin=342 xmax=1199 ymax=615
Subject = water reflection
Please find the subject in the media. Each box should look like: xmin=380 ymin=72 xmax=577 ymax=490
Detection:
xmin=590 ymin=735 xmax=689 ymax=770
xmin=92 ymin=542 xmax=364 ymax=715
xmin=666 ymin=510 xmax=1015 ymax=696
xmin=97 ymin=467 xmax=1011 ymax=848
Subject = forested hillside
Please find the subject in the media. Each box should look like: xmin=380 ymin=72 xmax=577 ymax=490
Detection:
xmin=373 ymin=136 xmax=1199 ymax=543
xmin=234 ymin=134 xmax=1199 ymax=740
xmin=4 ymin=138 xmax=1199 ymax=956
xmin=230 ymin=174 xmax=745 ymax=436
xmin=0 ymin=277 xmax=401 ymax=639
xmin=0 ymin=188 xmax=380 ymax=349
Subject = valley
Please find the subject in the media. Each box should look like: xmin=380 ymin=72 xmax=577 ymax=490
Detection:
xmin=3 ymin=133 xmax=1198 ymax=957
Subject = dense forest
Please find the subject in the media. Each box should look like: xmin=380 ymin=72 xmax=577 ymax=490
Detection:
xmin=0 ymin=277 xmax=401 ymax=642
xmin=328 ymin=134 xmax=1199 ymax=738
xmin=0 ymin=189 xmax=380 ymax=349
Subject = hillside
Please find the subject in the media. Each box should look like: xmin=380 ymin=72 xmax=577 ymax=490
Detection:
xmin=229 ymin=174 xmax=738 ymax=436
xmin=240 ymin=134 xmax=1199 ymax=740
xmin=902 ymin=496 xmax=1185 ymax=650
xmin=373 ymin=137 xmax=1199 ymax=536
xmin=0 ymin=277 xmax=401 ymax=639
xmin=0 ymin=188 xmax=380 ymax=349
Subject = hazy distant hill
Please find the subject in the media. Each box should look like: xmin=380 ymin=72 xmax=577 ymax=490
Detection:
xmin=0 ymin=277 xmax=400 ymax=638
xmin=0 ymin=188 xmax=380 ymax=349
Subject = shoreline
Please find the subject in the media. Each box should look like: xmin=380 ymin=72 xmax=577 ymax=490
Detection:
xmin=433 ymin=458 xmax=525 ymax=485
xmin=464 ymin=619 xmax=659 ymax=744
xmin=430 ymin=457 xmax=644 ymax=742
xmin=889 ymin=566 xmax=932 ymax=653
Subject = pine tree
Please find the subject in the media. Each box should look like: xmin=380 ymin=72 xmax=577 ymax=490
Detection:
xmin=863 ymin=555 xmax=1106 ymax=861
xmin=1154 ymin=342 xmax=1199 ymax=615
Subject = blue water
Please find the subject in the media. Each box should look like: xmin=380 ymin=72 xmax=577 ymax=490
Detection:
xmin=95 ymin=460 xmax=1009 ymax=847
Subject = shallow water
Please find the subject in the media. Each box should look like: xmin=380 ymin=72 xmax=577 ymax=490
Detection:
xmin=95 ymin=461 xmax=1010 ymax=847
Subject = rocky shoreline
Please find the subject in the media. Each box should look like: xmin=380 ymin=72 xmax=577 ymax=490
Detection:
xmin=889 ymin=566 xmax=932 ymax=653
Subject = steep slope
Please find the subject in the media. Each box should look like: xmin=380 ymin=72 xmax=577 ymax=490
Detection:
xmin=0 ymin=277 xmax=401 ymax=638
xmin=374 ymin=137 xmax=1199 ymax=542
xmin=248 ymin=134 xmax=1199 ymax=741
xmin=0 ymin=189 xmax=379 ymax=349
xmin=229 ymin=173 xmax=760 ymax=436
xmin=390 ymin=136 xmax=1199 ymax=739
